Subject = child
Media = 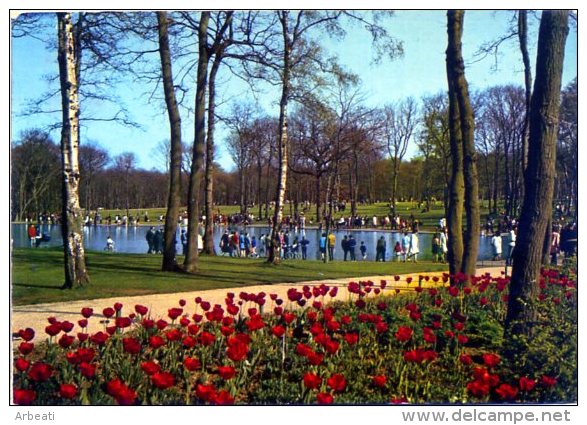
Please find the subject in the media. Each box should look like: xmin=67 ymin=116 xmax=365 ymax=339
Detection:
xmin=105 ymin=235 xmax=115 ymax=252
xmin=431 ymin=232 xmax=441 ymax=263
xmin=360 ymin=241 xmax=367 ymax=260
xmin=394 ymin=241 xmax=402 ymax=261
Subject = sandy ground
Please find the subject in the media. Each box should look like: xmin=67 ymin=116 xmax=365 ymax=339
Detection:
xmin=12 ymin=267 xmax=505 ymax=343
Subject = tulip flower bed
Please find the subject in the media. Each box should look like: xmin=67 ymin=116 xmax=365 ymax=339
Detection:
xmin=13 ymin=267 xmax=576 ymax=405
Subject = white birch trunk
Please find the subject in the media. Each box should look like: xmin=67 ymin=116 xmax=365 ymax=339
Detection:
xmin=58 ymin=12 xmax=89 ymax=288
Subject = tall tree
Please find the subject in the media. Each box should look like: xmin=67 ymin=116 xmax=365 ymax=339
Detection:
xmin=518 ymin=10 xmax=532 ymax=174
xmin=383 ymin=98 xmax=418 ymax=215
xmin=445 ymin=11 xmax=465 ymax=279
xmin=183 ymin=12 xmax=210 ymax=273
xmin=79 ymin=144 xmax=109 ymax=212
xmin=157 ymin=11 xmax=183 ymax=272
xmin=57 ymin=12 xmax=89 ymax=289
xmin=11 ymin=130 xmax=61 ymax=220
xmin=504 ymin=10 xmax=568 ymax=342
xmin=113 ymin=152 xmax=137 ymax=219
xmin=446 ymin=10 xmax=480 ymax=280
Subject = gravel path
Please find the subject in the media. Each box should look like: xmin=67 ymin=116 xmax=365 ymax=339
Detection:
xmin=12 ymin=267 xmax=505 ymax=342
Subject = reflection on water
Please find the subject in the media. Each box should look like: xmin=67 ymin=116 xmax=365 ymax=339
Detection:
xmin=11 ymin=223 xmax=501 ymax=261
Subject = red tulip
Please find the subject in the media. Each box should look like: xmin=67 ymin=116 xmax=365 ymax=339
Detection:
xmin=122 ymin=337 xmax=142 ymax=355
xmin=217 ymin=365 xmax=236 ymax=380
xmin=13 ymin=389 xmax=36 ymax=405
xmin=102 ymin=307 xmax=115 ymax=318
xmin=151 ymin=372 xmax=175 ymax=390
xmin=303 ymin=372 xmax=322 ymax=389
xmin=15 ymin=357 xmax=30 ymax=372
xmin=495 ymin=383 xmax=518 ymax=401
xmin=183 ymin=357 xmax=201 ymax=371
xmin=327 ymin=374 xmax=347 ymax=392
xmin=135 ymin=304 xmax=149 ymax=315
xmin=482 ymin=353 xmax=501 ymax=368
xmin=59 ymin=384 xmax=78 ymax=399
xmin=18 ymin=328 xmax=35 ymax=341
xmin=519 ymin=377 xmax=536 ymax=392
xmin=395 ymin=326 xmax=413 ymax=342
xmin=79 ymin=362 xmax=96 ymax=378
xmin=80 ymin=307 xmax=93 ymax=318
xmin=28 ymin=362 xmax=53 ymax=382
xmin=18 ymin=342 xmax=34 ymax=355
xmin=316 ymin=392 xmax=334 ymax=404
xmin=372 ymin=375 xmax=387 ymax=388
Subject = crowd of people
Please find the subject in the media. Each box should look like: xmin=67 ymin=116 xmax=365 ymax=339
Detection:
xmin=24 ymin=202 xmax=578 ymax=268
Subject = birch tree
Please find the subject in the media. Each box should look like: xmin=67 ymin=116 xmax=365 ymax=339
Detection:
xmin=57 ymin=12 xmax=89 ymax=289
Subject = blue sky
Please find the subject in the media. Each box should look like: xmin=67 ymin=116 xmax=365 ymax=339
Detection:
xmin=10 ymin=10 xmax=577 ymax=172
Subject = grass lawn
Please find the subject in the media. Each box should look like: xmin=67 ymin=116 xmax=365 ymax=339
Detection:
xmin=95 ymin=201 xmax=493 ymax=231
xmin=11 ymin=248 xmax=448 ymax=306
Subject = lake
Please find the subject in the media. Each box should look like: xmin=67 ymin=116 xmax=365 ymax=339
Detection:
xmin=11 ymin=223 xmax=505 ymax=261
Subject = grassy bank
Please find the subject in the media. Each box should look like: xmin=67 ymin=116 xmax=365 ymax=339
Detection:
xmin=11 ymin=248 xmax=447 ymax=306
xmin=87 ymin=201 xmax=494 ymax=231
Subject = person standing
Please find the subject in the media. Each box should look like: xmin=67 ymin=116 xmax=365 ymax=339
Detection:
xmin=341 ymin=235 xmax=349 ymax=261
xmin=239 ymin=232 xmax=246 ymax=257
xmin=220 ymin=230 xmax=230 ymax=256
xmin=300 ymin=236 xmax=309 ymax=260
xmin=401 ymin=231 xmax=410 ymax=262
xmin=360 ymin=241 xmax=367 ymax=260
xmin=105 ymin=235 xmax=115 ymax=252
xmin=506 ymin=227 xmax=516 ymax=265
xmin=244 ymin=233 xmax=251 ymax=257
xmin=376 ymin=236 xmax=386 ymax=262
xmin=291 ymin=236 xmax=300 ymax=259
xmin=394 ymin=241 xmax=402 ymax=262
xmin=550 ymin=225 xmax=561 ymax=265
xmin=328 ymin=232 xmax=336 ymax=261
xmin=319 ymin=233 xmax=327 ymax=261
xmin=146 ymin=226 xmax=155 ymax=254
xmin=407 ymin=230 xmax=420 ymax=263
xmin=431 ymin=231 xmax=441 ymax=263
xmin=348 ymin=235 xmax=357 ymax=261
xmin=250 ymin=235 xmax=257 ymax=258
xmin=440 ymin=228 xmax=448 ymax=263
xmin=491 ymin=232 xmax=502 ymax=261
xmin=259 ymin=233 xmax=266 ymax=256
xmin=180 ymin=230 xmax=188 ymax=255
xmin=27 ymin=224 xmax=37 ymax=248
xmin=154 ymin=228 xmax=164 ymax=254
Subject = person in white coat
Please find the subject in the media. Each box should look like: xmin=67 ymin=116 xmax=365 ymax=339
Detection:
xmin=491 ymin=232 xmax=503 ymax=261
xmin=407 ymin=230 xmax=420 ymax=263
xmin=440 ymin=228 xmax=448 ymax=263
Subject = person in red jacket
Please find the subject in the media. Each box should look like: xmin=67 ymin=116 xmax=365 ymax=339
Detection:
xmin=27 ymin=224 xmax=37 ymax=247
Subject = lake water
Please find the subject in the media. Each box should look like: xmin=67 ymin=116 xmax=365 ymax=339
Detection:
xmin=11 ymin=223 xmax=503 ymax=261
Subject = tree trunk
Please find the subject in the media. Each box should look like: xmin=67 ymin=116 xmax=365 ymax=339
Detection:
xmin=184 ymin=12 xmax=210 ymax=273
xmin=352 ymin=152 xmax=359 ymax=217
xmin=239 ymin=163 xmax=246 ymax=215
xmin=391 ymin=157 xmax=399 ymax=214
xmin=493 ymin=150 xmax=500 ymax=214
xmin=445 ymin=10 xmax=465 ymax=279
xmin=518 ymin=10 xmax=532 ymax=174
xmin=268 ymin=12 xmax=291 ymax=265
xmin=448 ymin=10 xmax=480 ymax=279
xmin=57 ymin=12 xmax=90 ymax=289
xmin=264 ymin=142 xmax=274 ymax=220
xmin=203 ymin=52 xmax=221 ymax=256
xmin=157 ymin=12 xmax=183 ymax=272
xmin=315 ymin=173 xmax=322 ymax=223
xmin=504 ymin=10 xmax=568 ymax=342
xmin=257 ymin=156 xmax=263 ymax=222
